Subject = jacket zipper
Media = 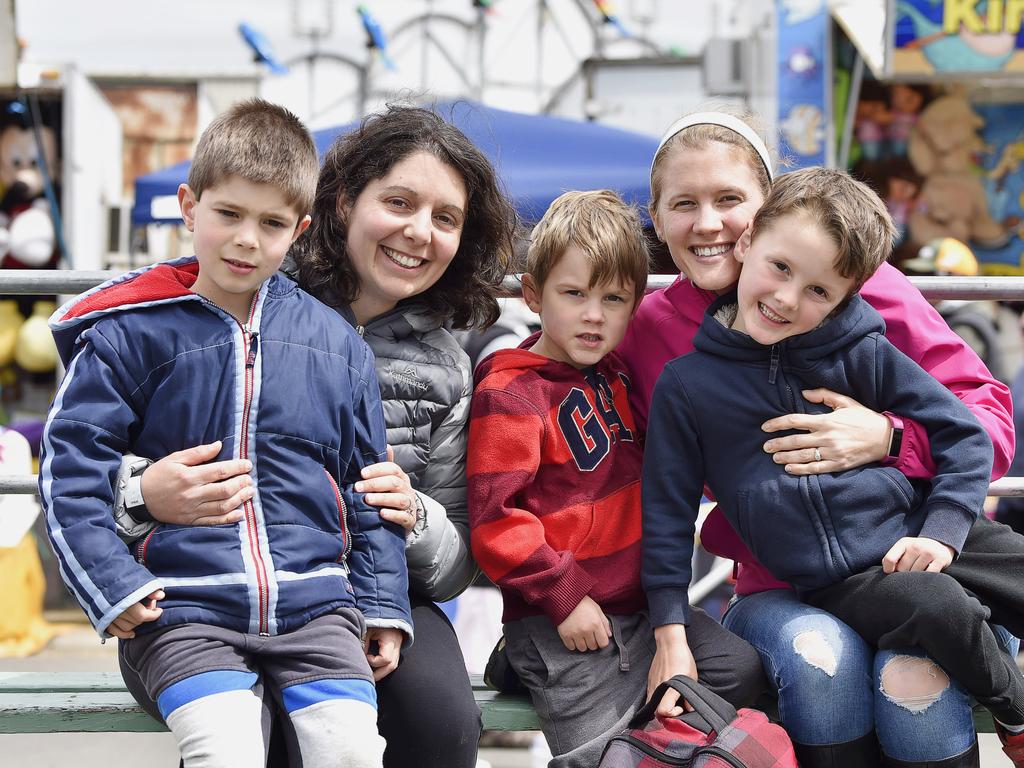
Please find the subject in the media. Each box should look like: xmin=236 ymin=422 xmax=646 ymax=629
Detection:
xmin=607 ymin=733 xmax=748 ymax=767
xmin=776 ymin=352 xmax=841 ymax=575
xmin=324 ymin=469 xmax=352 ymax=573
xmin=237 ymin=295 xmax=271 ymax=636
xmin=138 ymin=526 xmax=159 ymax=565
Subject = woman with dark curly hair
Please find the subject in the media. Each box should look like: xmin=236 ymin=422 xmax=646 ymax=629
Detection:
xmin=114 ymin=103 xmax=517 ymax=768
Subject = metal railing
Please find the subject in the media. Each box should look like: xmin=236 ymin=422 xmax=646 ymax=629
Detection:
xmin=3 ymin=269 xmax=1024 ymax=497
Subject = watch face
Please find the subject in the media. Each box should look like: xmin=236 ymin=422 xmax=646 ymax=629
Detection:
xmin=888 ymin=428 xmax=904 ymax=458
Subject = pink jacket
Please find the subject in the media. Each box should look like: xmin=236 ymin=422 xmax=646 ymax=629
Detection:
xmin=618 ymin=262 xmax=1015 ymax=595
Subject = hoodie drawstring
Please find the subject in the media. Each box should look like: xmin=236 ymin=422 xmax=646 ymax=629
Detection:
xmin=610 ymin=615 xmax=630 ymax=672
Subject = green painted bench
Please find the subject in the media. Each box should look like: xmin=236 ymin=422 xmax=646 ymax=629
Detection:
xmin=0 ymin=670 xmax=998 ymax=735
xmin=0 ymin=672 xmax=538 ymax=734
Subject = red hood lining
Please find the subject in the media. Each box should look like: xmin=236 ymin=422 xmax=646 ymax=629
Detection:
xmin=60 ymin=262 xmax=201 ymax=321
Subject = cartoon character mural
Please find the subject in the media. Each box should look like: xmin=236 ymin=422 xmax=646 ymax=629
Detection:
xmin=894 ymin=0 xmax=1024 ymax=75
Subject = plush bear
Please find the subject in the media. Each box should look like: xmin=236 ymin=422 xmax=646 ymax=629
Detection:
xmin=907 ymin=95 xmax=988 ymax=176
xmin=905 ymin=94 xmax=1008 ymax=249
xmin=909 ymin=172 xmax=1005 ymax=247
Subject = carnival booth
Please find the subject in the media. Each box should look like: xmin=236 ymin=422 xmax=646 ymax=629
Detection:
xmin=777 ymin=0 xmax=1024 ymax=274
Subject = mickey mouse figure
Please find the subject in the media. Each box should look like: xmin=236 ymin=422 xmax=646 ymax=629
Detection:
xmin=0 ymin=108 xmax=59 ymax=271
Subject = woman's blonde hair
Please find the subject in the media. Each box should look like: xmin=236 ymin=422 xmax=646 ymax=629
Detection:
xmin=649 ymin=106 xmax=773 ymax=216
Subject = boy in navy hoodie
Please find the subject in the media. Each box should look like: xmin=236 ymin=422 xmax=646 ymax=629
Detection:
xmin=642 ymin=167 xmax=1024 ymax=763
xmin=40 ymin=99 xmax=410 ymax=768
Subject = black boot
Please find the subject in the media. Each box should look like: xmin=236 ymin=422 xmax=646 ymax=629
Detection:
xmin=793 ymin=732 xmax=880 ymax=768
xmin=881 ymin=740 xmax=980 ymax=768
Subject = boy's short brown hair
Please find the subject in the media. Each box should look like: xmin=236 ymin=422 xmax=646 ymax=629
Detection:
xmin=187 ymin=98 xmax=319 ymax=217
xmin=526 ymin=190 xmax=649 ymax=306
xmin=750 ymin=167 xmax=896 ymax=292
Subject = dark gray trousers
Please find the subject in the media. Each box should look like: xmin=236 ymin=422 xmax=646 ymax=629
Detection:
xmin=505 ymin=608 xmax=766 ymax=768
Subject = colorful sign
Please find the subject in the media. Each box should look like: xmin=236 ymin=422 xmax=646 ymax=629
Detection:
xmin=777 ymin=0 xmax=831 ymax=168
xmin=972 ymin=102 xmax=1024 ymax=274
xmin=893 ymin=0 xmax=1024 ymax=76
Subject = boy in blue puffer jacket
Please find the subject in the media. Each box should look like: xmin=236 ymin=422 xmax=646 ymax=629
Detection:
xmin=40 ymin=99 xmax=410 ymax=768
xmin=642 ymin=167 xmax=1024 ymax=763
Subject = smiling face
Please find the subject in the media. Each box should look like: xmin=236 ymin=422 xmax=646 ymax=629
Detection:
xmin=343 ymin=151 xmax=468 ymax=325
xmin=732 ymin=211 xmax=854 ymax=346
xmin=650 ymin=141 xmax=766 ymax=294
xmin=180 ymin=175 xmax=309 ymax=322
xmin=523 ymin=245 xmax=635 ymax=369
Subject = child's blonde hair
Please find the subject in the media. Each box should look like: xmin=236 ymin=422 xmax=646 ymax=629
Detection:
xmin=750 ymin=167 xmax=896 ymax=292
xmin=526 ymin=190 xmax=649 ymax=306
xmin=188 ymin=98 xmax=319 ymax=217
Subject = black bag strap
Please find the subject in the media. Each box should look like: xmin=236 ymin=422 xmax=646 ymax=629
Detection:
xmin=630 ymin=675 xmax=738 ymax=734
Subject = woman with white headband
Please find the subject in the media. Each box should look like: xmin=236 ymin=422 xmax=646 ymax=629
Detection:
xmin=617 ymin=110 xmax=1017 ymax=768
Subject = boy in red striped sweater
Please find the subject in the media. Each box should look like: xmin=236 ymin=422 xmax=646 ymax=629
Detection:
xmin=467 ymin=190 xmax=765 ymax=768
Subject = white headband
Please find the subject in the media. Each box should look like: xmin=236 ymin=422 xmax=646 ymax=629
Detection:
xmin=654 ymin=112 xmax=774 ymax=181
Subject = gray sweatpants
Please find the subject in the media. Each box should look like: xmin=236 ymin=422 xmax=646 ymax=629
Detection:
xmin=504 ymin=609 xmax=766 ymax=768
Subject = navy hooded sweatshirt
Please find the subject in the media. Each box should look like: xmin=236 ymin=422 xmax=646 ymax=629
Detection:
xmin=642 ymin=292 xmax=994 ymax=628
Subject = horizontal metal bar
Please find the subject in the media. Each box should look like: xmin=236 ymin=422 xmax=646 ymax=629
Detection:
xmin=0 ymin=270 xmax=120 ymax=294
xmin=5 ymin=474 xmax=1024 ymax=495
xmin=4 ymin=270 xmax=1024 ymax=300
xmin=506 ymin=274 xmax=1024 ymax=299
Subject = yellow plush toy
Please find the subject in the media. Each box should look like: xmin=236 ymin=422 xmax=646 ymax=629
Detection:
xmin=0 ymin=426 xmax=62 ymax=657
xmin=14 ymin=299 xmax=58 ymax=373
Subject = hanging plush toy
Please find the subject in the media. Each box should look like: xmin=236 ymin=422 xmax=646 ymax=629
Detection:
xmin=0 ymin=116 xmax=59 ymax=270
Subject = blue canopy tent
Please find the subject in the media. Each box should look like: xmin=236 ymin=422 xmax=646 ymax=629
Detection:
xmin=132 ymin=100 xmax=660 ymax=227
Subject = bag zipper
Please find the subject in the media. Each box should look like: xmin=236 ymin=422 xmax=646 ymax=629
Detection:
xmin=606 ymin=734 xmax=748 ymax=768
xmin=695 ymin=745 xmax=748 ymax=768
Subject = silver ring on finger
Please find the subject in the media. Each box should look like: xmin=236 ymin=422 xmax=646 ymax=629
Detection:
xmin=813 ymin=448 xmax=822 ymax=462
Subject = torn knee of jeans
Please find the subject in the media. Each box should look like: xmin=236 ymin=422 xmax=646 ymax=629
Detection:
xmin=792 ymin=630 xmax=838 ymax=677
xmin=879 ymin=655 xmax=950 ymax=713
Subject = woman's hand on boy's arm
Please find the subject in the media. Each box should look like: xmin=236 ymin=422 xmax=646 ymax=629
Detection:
xmin=556 ymin=596 xmax=611 ymax=652
xmin=356 ymin=446 xmax=419 ymax=533
xmin=762 ymin=389 xmax=889 ymax=475
xmin=648 ymin=624 xmax=698 ymax=717
xmin=882 ymin=536 xmax=955 ymax=573
xmin=140 ymin=441 xmax=251 ymax=526
xmin=107 ymin=589 xmax=165 ymax=639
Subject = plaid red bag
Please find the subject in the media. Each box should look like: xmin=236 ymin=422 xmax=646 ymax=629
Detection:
xmin=599 ymin=676 xmax=797 ymax=768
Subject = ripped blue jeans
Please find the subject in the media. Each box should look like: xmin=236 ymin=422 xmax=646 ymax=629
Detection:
xmin=723 ymin=588 xmax=1019 ymax=762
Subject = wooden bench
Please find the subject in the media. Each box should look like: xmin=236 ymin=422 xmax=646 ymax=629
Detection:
xmin=0 ymin=670 xmax=999 ymax=735
xmin=0 ymin=672 xmax=539 ymax=734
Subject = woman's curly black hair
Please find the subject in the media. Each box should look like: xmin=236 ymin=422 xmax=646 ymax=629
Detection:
xmin=291 ymin=103 xmax=517 ymax=329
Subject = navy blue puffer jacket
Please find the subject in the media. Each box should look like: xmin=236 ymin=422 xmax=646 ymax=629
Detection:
xmin=41 ymin=258 xmax=412 ymax=640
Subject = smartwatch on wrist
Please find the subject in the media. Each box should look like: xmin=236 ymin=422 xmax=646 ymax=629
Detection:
xmin=882 ymin=412 xmax=905 ymax=467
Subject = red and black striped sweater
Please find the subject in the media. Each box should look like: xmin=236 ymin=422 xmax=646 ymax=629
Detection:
xmin=468 ymin=341 xmax=646 ymax=626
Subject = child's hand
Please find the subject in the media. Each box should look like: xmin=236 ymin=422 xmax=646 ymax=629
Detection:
xmin=882 ymin=536 xmax=955 ymax=573
xmin=648 ymin=624 xmax=698 ymax=717
xmin=556 ymin=596 xmax=611 ymax=652
xmin=364 ymin=627 xmax=404 ymax=681
xmin=108 ymin=589 xmax=164 ymax=639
